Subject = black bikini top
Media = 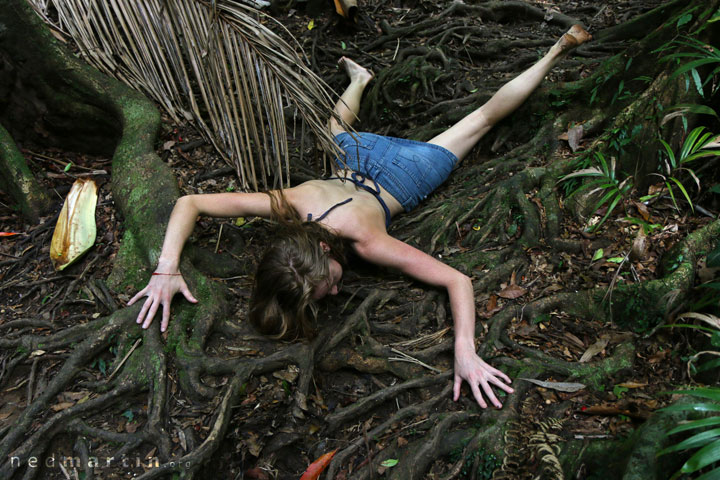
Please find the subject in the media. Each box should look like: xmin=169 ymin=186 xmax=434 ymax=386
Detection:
xmin=306 ymin=172 xmax=392 ymax=228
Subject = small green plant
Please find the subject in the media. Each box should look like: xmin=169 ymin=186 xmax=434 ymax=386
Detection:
xmin=651 ymin=126 xmax=720 ymax=212
xmin=560 ymin=152 xmax=633 ymax=232
xmin=613 ymin=384 xmax=629 ymax=399
xmin=607 ymin=124 xmax=643 ymax=157
xmin=91 ymin=358 xmax=107 ymax=376
xmin=590 ymin=58 xmax=635 ymax=106
xmin=659 ymin=387 xmax=720 ymax=479
xmin=624 ymin=216 xmax=662 ymax=235
xmin=660 ymin=36 xmax=720 ymax=98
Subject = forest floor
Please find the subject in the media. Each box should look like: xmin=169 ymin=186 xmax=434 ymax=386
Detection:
xmin=2 ymin=0 xmax=717 ymax=478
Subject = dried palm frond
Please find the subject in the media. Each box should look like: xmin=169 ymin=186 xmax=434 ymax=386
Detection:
xmin=28 ymin=0 xmax=343 ymax=190
xmin=528 ymin=418 xmax=566 ymax=480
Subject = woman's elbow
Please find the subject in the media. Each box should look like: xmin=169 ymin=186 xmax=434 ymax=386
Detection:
xmin=174 ymin=194 xmax=199 ymax=215
xmin=449 ymin=272 xmax=472 ymax=291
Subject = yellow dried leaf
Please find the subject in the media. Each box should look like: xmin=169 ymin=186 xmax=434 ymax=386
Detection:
xmin=50 ymin=178 xmax=98 ymax=271
xmin=51 ymin=402 xmax=75 ymax=412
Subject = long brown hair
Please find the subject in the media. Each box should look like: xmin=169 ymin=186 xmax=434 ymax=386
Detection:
xmin=248 ymin=190 xmax=345 ymax=339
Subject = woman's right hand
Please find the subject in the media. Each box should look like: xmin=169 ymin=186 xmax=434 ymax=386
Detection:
xmin=128 ymin=273 xmax=198 ymax=332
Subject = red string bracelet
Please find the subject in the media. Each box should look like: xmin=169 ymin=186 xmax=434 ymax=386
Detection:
xmin=152 ymin=272 xmax=182 ymax=276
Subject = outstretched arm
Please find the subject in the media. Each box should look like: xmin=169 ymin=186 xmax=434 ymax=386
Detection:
xmin=128 ymin=192 xmax=272 ymax=331
xmin=353 ymin=231 xmax=513 ymax=408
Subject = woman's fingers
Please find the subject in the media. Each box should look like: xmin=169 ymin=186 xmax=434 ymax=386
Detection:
xmin=130 ymin=277 xmax=198 ymax=332
xmin=491 ymin=367 xmax=512 ymax=385
xmin=161 ymin=301 xmax=171 ymax=333
xmin=128 ymin=287 xmax=148 ymax=306
xmin=142 ymin=298 xmax=161 ymax=329
xmin=480 ymin=379 xmax=502 ymax=409
xmin=453 ymin=375 xmax=462 ymax=401
xmin=469 ymin=382 xmax=488 ymax=409
xmin=180 ymin=283 xmax=198 ymax=303
xmin=136 ymin=295 xmax=153 ymax=324
xmin=488 ymin=374 xmax=514 ymax=394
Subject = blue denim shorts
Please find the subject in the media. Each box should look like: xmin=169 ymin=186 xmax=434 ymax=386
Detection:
xmin=334 ymin=132 xmax=458 ymax=212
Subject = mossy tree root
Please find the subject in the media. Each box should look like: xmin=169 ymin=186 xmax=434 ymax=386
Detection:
xmin=0 ymin=123 xmax=51 ymax=223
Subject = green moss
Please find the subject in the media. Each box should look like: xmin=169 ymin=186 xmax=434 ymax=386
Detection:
xmin=567 ymin=343 xmax=634 ymax=391
xmin=107 ymin=230 xmax=151 ymax=292
xmin=447 ymin=248 xmax=504 ymax=272
xmin=118 ymin=346 xmax=150 ymax=387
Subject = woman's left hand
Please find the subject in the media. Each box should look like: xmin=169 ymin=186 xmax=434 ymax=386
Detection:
xmin=453 ymin=348 xmax=513 ymax=408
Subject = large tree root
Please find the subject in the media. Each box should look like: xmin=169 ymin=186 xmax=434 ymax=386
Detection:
xmin=0 ymin=123 xmax=51 ymax=223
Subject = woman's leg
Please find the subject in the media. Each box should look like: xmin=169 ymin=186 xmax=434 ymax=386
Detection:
xmin=428 ymin=25 xmax=592 ymax=161
xmin=329 ymin=57 xmax=374 ymax=136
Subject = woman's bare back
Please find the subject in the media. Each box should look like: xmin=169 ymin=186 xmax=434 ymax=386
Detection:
xmin=286 ymin=173 xmax=404 ymax=239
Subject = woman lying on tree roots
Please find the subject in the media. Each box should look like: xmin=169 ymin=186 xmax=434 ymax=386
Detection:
xmin=129 ymin=25 xmax=592 ymax=409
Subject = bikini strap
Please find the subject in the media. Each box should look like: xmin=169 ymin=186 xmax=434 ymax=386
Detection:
xmin=325 ymin=173 xmax=392 ymax=228
xmin=349 ymin=172 xmax=392 ymax=228
xmin=307 ymin=198 xmax=353 ymax=222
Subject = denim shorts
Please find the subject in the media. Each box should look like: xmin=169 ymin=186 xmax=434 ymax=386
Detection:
xmin=334 ymin=132 xmax=458 ymax=212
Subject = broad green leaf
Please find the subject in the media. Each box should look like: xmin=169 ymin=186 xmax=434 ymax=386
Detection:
xmin=666 ymin=180 xmax=680 ymax=211
xmin=698 ymin=358 xmax=720 ymax=374
xmin=670 ymin=59 xmax=720 ymax=80
xmin=607 ymin=257 xmax=624 ymax=263
xmin=673 ymin=389 xmax=720 ymax=403
xmin=592 ymin=249 xmax=604 ymax=262
xmin=684 ymin=149 xmax=720 ymax=163
xmin=595 ymin=193 xmax=624 ymax=229
xmin=667 ymin=416 xmax=720 ymax=436
xmin=667 ymin=103 xmax=718 ymax=118
xmin=694 ymin=467 xmax=720 ymax=480
xmin=560 ymin=167 xmax=603 ymax=181
xmin=381 ymin=459 xmax=399 ymax=468
xmin=681 ymin=438 xmax=720 ymax=473
xmin=660 ymin=138 xmax=677 ymax=168
xmin=681 ymin=126 xmax=706 ymax=161
xmin=668 ymin=176 xmax=694 ymax=212
xmin=676 ymin=13 xmax=693 ymax=27
xmin=691 ymin=74 xmax=707 ymax=98
xmin=661 ymin=323 xmax=718 ymax=334
xmin=660 ymin=403 xmax=720 ymax=414
xmin=709 ymin=7 xmax=720 ymax=22
xmin=64 ymin=162 xmax=72 ymax=172
xmin=659 ymin=428 xmax=720 ymax=455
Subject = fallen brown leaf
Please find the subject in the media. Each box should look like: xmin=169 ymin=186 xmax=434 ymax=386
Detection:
xmin=616 ymin=382 xmax=647 ymax=389
xmin=579 ymin=337 xmax=609 ymax=363
xmin=632 ymin=200 xmax=651 ymax=221
xmin=498 ymin=284 xmax=527 ymax=299
xmin=567 ymin=125 xmax=585 ymax=152
xmin=50 ymin=402 xmax=74 ymax=412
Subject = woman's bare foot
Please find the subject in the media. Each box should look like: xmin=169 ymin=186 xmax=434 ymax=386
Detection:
xmin=339 ymin=56 xmax=374 ymax=86
xmin=556 ymin=24 xmax=592 ymax=53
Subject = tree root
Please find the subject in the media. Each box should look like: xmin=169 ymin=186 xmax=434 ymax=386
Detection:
xmin=0 ymin=123 xmax=51 ymax=223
